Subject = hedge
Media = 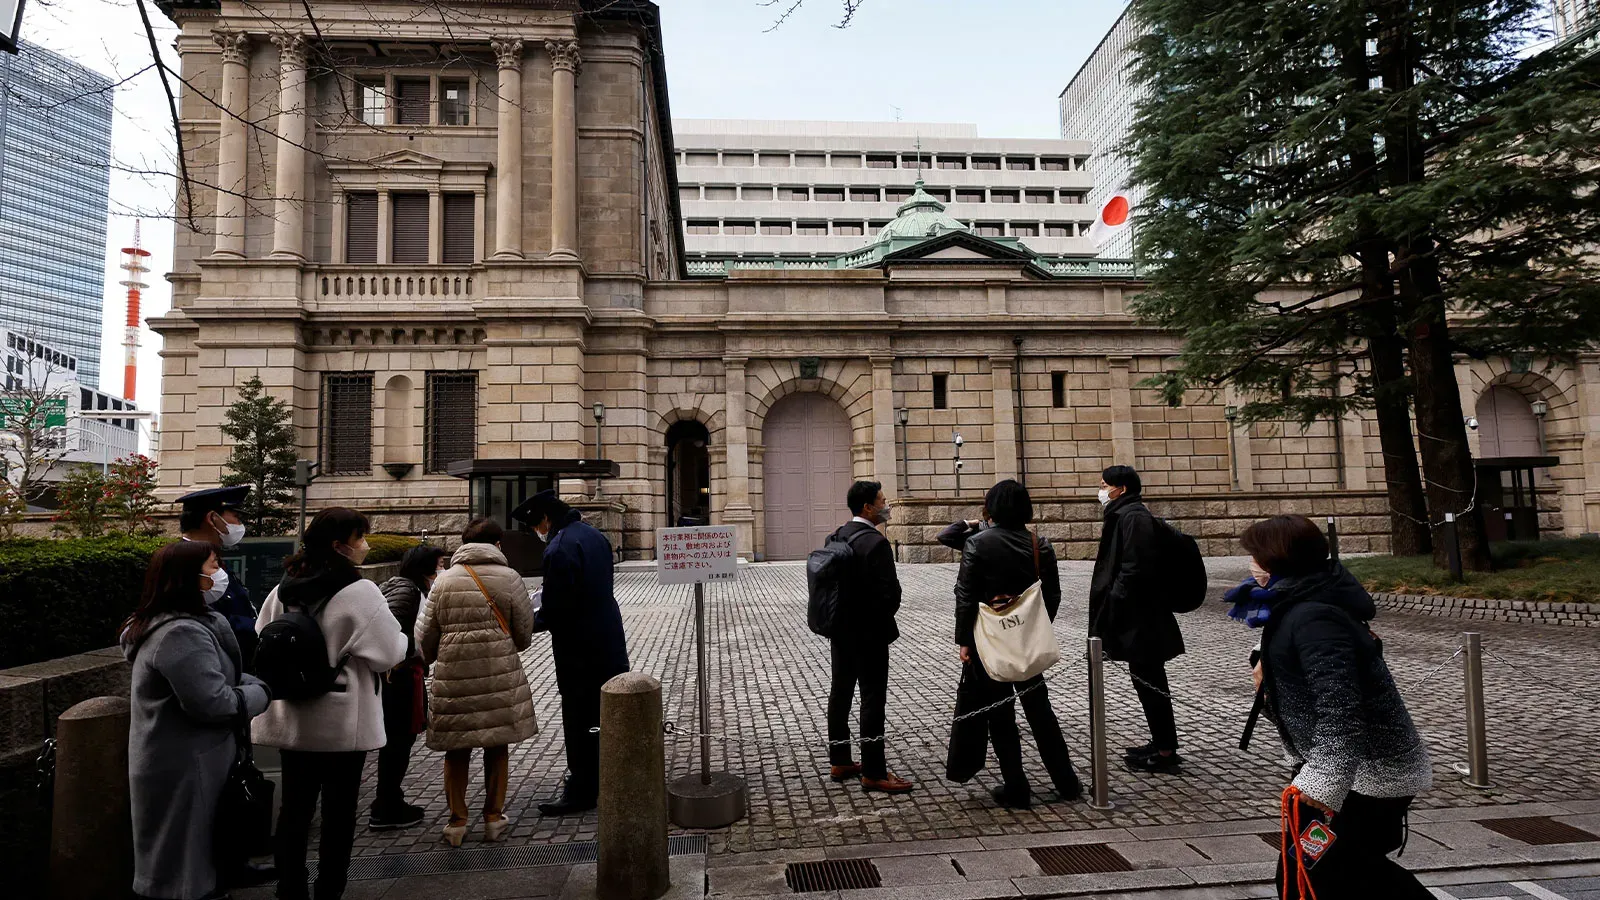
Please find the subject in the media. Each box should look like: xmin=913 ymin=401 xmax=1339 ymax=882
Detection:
xmin=0 ymin=536 xmax=170 ymax=669
xmin=365 ymin=534 xmax=420 ymax=565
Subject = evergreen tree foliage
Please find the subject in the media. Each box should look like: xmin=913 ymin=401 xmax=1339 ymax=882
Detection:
xmin=219 ymin=376 xmax=298 ymax=536
xmin=1126 ymin=0 xmax=1600 ymax=569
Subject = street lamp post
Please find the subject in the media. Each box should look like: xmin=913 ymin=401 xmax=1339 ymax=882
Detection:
xmin=953 ymin=431 xmax=964 ymax=496
xmin=1224 ymin=406 xmax=1239 ymax=490
xmin=592 ymin=402 xmax=606 ymax=499
xmin=897 ymin=408 xmax=909 ymax=496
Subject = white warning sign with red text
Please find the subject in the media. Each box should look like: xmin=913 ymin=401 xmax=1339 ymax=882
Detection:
xmin=656 ymin=526 xmax=740 ymax=585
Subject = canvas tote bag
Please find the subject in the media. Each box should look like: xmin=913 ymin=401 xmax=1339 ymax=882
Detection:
xmin=973 ymin=532 xmax=1061 ymax=683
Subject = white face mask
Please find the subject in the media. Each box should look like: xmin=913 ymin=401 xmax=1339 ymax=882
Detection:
xmin=1097 ymin=488 xmax=1112 ymax=508
xmin=203 ymin=567 xmax=229 ymax=605
xmin=219 ymin=522 xmax=246 ymax=548
xmin=877 ymin=503 xmax=893 ymax=524
xmin=535 ymin=528 xmax=550 ymax=543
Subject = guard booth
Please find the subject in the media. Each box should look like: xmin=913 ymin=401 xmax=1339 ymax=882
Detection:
xmin=446 ymin=459 xmax=618 ymax=576
xmin=1475 ymin=455 xmax=1558 ymax=543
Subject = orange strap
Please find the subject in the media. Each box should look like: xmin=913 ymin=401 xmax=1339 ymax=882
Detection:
xmin=1280 ymin=785 xmax=1321 ymax=900
xmin=462 ymin=565 xmax=511 ymax=636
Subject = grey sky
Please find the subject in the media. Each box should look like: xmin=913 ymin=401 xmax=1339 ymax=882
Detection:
xmin=13 ymin=0 xmax=1124 ymax=415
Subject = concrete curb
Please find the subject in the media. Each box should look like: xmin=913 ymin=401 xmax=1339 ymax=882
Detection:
xmin=1373 ymin=592 xmax=1600 ymax=627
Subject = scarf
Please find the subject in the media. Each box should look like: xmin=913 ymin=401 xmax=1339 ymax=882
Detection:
xmin=1224 ymin=577 xmax=1277 ymax=628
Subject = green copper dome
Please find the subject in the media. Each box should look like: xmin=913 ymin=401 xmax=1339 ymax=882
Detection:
xmin=873 ymin=180 xmax=969 ymax=243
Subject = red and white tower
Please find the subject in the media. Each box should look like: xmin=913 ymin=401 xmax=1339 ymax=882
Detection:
xmin=118 ymin=222 xmax=151 ymax=402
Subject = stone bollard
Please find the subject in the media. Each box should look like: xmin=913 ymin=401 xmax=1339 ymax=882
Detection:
xmin=597 ymin=672 xmax=669 ymax=900
xmin=49 ymin=696 xmax=132 ymax=900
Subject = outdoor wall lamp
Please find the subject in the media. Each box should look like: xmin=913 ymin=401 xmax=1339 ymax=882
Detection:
xmin=1224 ymin=406 xmax=1238 ymax=422
xmin=1531 ymin=400 xmax=1550 ymax=418
xmin=1466 ymin=416 xmax=1480 ymax=431
xmin=897 ymin=408 xmax=909 ymax=426
xmin=954 ymin=431 xmax=964 ymax=494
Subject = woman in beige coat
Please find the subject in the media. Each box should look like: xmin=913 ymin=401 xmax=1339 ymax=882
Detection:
xmin=416 ymin=518 xmax=537 ymax=846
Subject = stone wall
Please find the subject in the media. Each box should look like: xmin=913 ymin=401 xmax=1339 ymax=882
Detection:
xmin=886 ymin=491 xmax=1395 ymax=563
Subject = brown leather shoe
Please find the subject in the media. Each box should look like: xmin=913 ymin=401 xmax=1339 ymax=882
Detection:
xmin=861 ymin=773 xmax=914 ymax=794
xmin=829 ymin=763 xmax=863 ymax=782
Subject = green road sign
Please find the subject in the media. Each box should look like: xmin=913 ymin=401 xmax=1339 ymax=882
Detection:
xmin=0 ymin=397 xmax=68 ymax=428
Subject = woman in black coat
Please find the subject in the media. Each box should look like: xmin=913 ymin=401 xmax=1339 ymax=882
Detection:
xmin=953 ymin=480 xmax=1082 ymax=809
xmin=1088 ymin=465 xmax=1185 ymax=770
xmin=1239 ymin=515 xmax=1433 ymax=899
xmin=372 ymin=544 xmax=448 ymax=830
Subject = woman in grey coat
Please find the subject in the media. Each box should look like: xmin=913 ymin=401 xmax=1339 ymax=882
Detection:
xmin=122 ymin=541 xmax=272 ymax=900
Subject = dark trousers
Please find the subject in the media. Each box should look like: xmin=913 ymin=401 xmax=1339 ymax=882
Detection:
xmin=375 ymin=667 xmax=417 ymax=811
xmin=1128 ymin=660 xmax=1179 ymax=752
xmin=275 ymin=749 xmax=365 ymax=900
xmin=973 ymin=662 xmax=1079 ymax=797
xmin=560 ymin=679 xmax=604 ymax=802
xmin=827 ymin=639 xmax=890 ymax=779
xmin=1276 ymin=792 xmax=1431 ymax=899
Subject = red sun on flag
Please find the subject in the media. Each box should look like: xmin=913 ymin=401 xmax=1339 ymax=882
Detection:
xmin=1101 ymin=194 xmax=1130 ymax=227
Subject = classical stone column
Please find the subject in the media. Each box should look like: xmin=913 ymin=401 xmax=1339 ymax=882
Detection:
xmin=1107 ymin=356 xmax=1136 ymax=466
xmin=545 ymin=39 xmax=581 ymax=259
xmin=871 ymin=356 xmax=898 ymax=494
xmin=722 ymin=358 xmax=756 ymax=558
xmin=990 ymin=355 xmax=1018 ymax=481
xmin=490 ymin=39 xmax=524 ymax=259
xmin=270 ymin=34 xmax=309 ymax=259
xmin=212 ymin=31 xmax=250 ymax=257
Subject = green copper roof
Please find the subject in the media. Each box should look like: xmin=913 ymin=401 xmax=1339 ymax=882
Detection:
xmin=873 ymin=180 xmax=970 ymax=243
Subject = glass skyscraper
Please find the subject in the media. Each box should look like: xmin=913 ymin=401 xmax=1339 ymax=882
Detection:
xmin=0 ymin=41 xmax=114 ymax=387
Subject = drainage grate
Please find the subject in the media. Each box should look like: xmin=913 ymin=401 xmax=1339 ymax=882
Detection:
xmin=306 ymin=834 xmax=706 ymax=882
xmin=1028 ymin=843 xmax=1135 ymax=876
xmin=1260 ymin=831 xmax=1285 ymax=849
xmin=1480 ymin=816 xmax=1600 ymax=846
xmin=785 ymin=859 xmax=882 ymax=891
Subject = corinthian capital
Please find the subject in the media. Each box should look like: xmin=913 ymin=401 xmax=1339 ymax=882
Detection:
xmin=271 ymin=33 xmax=309 ymax=69
xmin=491 ymin=38 xmax=524 ymax=70
xmin=544 ymin=39 xmax=581 ymax=75
xmin=212 ymin=30 xmax=251 ymax=66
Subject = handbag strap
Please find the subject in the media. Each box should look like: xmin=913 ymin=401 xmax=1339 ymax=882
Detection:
xmin=1031 ymin=530 xmax=1041 ymax=580
xmin=463 ymin=565 xmax=512 ymax=636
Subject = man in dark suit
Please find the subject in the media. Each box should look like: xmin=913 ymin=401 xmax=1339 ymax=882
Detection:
xmin=514 ymin=489 xmax=630 ymax=816
xmin=823 ymin=480 xmax=913 ymax=794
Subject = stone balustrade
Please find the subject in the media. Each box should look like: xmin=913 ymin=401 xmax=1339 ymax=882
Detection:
xmin=312 ymin=266 xmax=481 ymax=301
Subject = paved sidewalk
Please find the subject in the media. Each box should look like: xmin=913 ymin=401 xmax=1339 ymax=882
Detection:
xmin=339 ymin=559 xmax=1599 ymax=859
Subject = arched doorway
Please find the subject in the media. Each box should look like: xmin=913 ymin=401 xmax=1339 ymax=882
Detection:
xmin=665 ymin=420 xmax=711 ymax=527
xmin=1477 ymin=386 xmax=1540 ymax=457
xmin=763 ymin=392 xmax=854 ymax=560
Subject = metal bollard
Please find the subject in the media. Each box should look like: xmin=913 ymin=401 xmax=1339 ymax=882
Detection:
xmin=49 ymin=696 xmax=132 ymax=900
xmin=1086 ymin=637 xmax=1114 ymax=811
xmin=1326 ymin=516 xmax=1340 ymax=562
xmin=1462 ymin=633 xmax=1492 ymax=789
xmin=1444 ymin=513 xmax=1464 ymax=582
xmin=598 ymin=673 xmax=670 ymax=900
xmin=667 ymin=582 xmax=747 ymax=828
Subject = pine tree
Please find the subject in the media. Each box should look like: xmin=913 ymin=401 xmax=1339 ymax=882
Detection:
xmin=220 ymin=376 xmax=299 ymax=536
xmin=1125 ymin=0 xmax=1600 ymax=569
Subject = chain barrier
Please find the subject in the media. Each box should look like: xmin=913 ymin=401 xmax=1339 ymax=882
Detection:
xmin=1408 ymin=644 xmax=1464 ymax=694
xmin=1482 ymin=648 xmax=1600 ymax=715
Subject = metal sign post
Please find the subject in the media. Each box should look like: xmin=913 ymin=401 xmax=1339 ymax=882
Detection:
xmin=657 ymin=525 xmax=747 ymax=828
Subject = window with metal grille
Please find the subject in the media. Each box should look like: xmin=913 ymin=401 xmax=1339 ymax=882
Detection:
xmin=394 ymin=77 xmax=431 ymax=125
xmin=933 ymin=373 xmax=949 ymax=410
xmin=438 ymin=79 xmax=470 ymax=125
xmin=442 ymin=193 xmax=474 ymax=263
xmin=323 ymin=374 xmax=374 ymax=475
xmin=1052 ymin=371 xmax=1067 ymax=408
xmin=425 ymin=372 xmax=477 ymax=473
xmin=391 ymin=193 xmax=429 ymax=263
xmin=357 ymin=79 xmax=387 ymax=125
xmin=346 ymin=192 xmax=378 ymax=263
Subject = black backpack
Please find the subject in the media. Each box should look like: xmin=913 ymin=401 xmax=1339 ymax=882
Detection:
xmin=806 ymin=528 xmax=873 ymax=638
xmin=254 ymin=597 xmax=349 ymax=702
xmin=1154 ymin=518 xmax=1207 ymax=613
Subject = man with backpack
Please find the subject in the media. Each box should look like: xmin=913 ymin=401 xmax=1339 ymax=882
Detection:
xmin=1089 ymin=465 xmax=1188 ymax=773
xmin=813 ymin=481 xmax=913 ymax=794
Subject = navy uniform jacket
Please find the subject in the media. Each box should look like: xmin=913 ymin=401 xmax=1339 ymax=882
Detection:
xmin=537 ymin=510 xmax=630 ymax=692
xmin=212 ymin=560 xmax=259 ymax=670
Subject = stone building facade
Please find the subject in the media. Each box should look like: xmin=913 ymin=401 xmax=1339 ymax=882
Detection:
xmin=152 ymin=1 xmax=1600 ymax=562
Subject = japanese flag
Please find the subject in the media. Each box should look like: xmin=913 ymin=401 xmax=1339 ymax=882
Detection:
xmin=1089 ymin=189 xmax=1132 ymax=246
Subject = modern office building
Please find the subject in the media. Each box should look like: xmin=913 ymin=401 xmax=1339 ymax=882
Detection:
xmin=1057 ymin=3 xmax=1140 ymax=260
xmin=2 ymin=328 xmax=141 ymax=481
xmin=0 ymin=42 xmax=116 ymax=387
xmin=672 ymin=119 xmax=1099 ymax=259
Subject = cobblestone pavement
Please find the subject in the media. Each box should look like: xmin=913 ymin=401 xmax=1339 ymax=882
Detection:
xmin=344 ymin=559 xmax=1600 ymax=858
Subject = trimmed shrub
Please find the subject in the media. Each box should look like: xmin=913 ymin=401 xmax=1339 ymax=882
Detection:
xmin=364 ymin=533 xmax=420 ymax=565
xmin=0 ymin=536 xmax=169 ymax=669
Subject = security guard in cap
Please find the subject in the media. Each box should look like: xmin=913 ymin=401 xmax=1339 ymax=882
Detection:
xmin=178 ymin=485 xmax=261 ymax=668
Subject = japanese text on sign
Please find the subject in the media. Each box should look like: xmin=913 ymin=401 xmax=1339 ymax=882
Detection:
xmin=656 ymin=525 xmax=739 ymax=585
